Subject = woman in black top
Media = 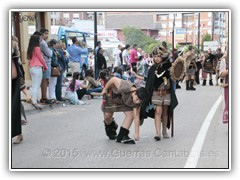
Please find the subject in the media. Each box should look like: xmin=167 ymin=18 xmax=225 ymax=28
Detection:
xmin=96 ymin=47 xmax=107 ymax=77
xmin=11 ymin=37 xmax=22 ymax=144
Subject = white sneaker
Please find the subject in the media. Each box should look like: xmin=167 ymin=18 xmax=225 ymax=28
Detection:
xmin=78 ymin=100 xmax=86 ymax=105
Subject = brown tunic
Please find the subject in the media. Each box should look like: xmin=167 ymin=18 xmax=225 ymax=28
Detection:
xmin=101 ymin=80 xmax=138 ymax=112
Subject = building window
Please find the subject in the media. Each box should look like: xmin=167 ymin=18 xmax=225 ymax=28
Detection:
xmin=208 ymin=21 xmax=212 ymax=26
xmin=73 ymin=13 xmax=79 ymax=19
xmin=208 ymin=12 xmax=212 ymax=17
xmin=63 ymin=13 xmax=69 ymax=20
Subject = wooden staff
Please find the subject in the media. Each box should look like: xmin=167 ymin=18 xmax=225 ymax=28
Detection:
xmin=171 ymin=14 xmax=176 ymax=138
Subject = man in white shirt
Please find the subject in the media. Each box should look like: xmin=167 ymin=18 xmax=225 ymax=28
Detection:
xmin=122 ymin=44 xmax=131 ymax=71
xmin=114 ymin=44 xmax=122 ymax=67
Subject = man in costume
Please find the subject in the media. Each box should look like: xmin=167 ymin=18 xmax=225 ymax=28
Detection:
xmin=202 ymin=48 xmax=216 ymax=86
xmin=140 ymin=45 xmax=179 ymax=141
xmin=215 ymin=48 xmax=224 ymax=86
xmin=101 ymin=77 xmax=148 ymax=144
xmin=183 ymin=45 xmax=197 ymax=90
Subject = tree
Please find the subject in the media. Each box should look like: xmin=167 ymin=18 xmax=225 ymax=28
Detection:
xmin=201 ymin=33 xmax=212 ymax=51
xmin=123 ymin=26 xmax=158 ymax=53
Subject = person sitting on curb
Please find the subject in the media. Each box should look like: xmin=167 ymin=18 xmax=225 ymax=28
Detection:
xmin=65 ymin=72 xmax=88 ymax=105
xmin=101 ymin=77 xmax=148 ymax=144
xmin=84 ymin=69 xmax=103 ymax=98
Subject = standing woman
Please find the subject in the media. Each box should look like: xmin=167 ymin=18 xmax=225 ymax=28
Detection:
xmin=27 ymin=35 xmax=48 ymax=109
xmin=96 ymin=47 xmax=107 ymax=79
xmin=12 ymin=37 xmax=22 ymax=143
xmin=49 ymin=39 xmax=60 ymax=103
xmin=219 ymin=50 xmax=229 ymax=124
xmin=140 ymin=45 xmax=178 ymax=141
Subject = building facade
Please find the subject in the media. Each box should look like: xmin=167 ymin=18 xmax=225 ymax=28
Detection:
xmin=156 ymin=11 xmax=228 ymax=46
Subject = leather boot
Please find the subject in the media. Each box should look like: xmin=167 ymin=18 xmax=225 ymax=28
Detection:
xmin=116 ymin=127 xmax=135 ymax=144
xmin=186 ymin=80 xmax=190 ymax=90
xmin=190 ymin=80 xmax=196 ymax=90
xmin=104 ymin=118 xmax=118 ymax=140
xmin=209 ymin=79 xmax=213 ymax=86
xmin=202 ymin=79 xmax=206 ymax=86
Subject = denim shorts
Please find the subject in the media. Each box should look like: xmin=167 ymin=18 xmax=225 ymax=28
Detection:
xmin=42 ymin=63 xmax=51 ymax=79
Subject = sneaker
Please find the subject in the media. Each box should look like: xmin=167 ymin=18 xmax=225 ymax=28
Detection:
xmin=79 ymin=100 xmax=86 ymax=105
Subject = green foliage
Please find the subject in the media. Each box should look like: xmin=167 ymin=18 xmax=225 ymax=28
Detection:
xmin=201 ymin=33 xmax=212 ymax=51
xmin=123 ymin=26 xmax=158 ymax=53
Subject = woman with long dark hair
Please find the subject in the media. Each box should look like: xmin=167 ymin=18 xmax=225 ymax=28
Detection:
xmin=65 ymin=72 xmax=88 ymax=105
xmin=27 ymin=35 xmax=48 ymax=109
xmin=96 ymin=47 xmax=107 ymax=79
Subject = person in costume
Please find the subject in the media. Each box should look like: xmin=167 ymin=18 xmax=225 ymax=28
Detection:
xmin=219 ymin=50 xmax=229 ymax=124
xmin=140 ymin=45 xmax=178 ymax=141
xmin=183 ymin=45 xmax=197 ymax=90
xmin=202 ymin=48 xmax=216 ymax=86
xmin=215 ymin=48 xmax=224 ymax=86
xmin=101 ymin=77 xmax=148 ymax=144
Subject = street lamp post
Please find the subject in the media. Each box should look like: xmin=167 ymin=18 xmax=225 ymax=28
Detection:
xmin=197 ymin=12 xmax=200 ymax=52
xmin=185 ymin=15 xmax=188 ymax=44
xmin=94 ymin=12 xmax=97 ymax=79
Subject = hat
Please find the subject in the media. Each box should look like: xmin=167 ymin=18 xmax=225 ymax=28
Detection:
xmin=150 ymin=45 xmax=170 ymax=60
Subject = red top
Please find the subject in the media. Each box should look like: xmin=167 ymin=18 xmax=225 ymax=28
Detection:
xmin=29 ymin=47 xmax=48 ymax=70
xmin=130 ymin=48 xmax=138 ymax=64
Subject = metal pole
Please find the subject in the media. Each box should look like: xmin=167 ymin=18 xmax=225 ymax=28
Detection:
xmin=185 ymin=15 xmax=188 ymax=44
xmin=198 ymin=12 xmax=201 ymax=52
xmin=172 ymin=14 xmax=175 ymax=60
xmin=94 ymin=12 xmax=97 ymax=79
xmin=212 ymin=12 xmax=215 ymax=41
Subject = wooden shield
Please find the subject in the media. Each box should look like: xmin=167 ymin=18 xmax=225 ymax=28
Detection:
xmin=170 ymin=56 xmax=185 ymax=81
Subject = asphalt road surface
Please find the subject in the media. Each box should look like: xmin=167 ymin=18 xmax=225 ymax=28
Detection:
xmin=11 ymin=82 xmax=229 ymax=169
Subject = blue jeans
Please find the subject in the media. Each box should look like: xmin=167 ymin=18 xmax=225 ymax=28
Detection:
xmin=86 ymin=86 xmax=103 ymax=95
xmin=55 ymin=71 xmax=64 ymax=101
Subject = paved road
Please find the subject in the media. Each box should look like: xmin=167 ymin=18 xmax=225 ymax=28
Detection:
xmin=12 ymin=82 xmax=229 ymax=169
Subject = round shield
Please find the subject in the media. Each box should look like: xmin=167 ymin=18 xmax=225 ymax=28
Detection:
xmin=170 ymin=56 xmax=185 ymax=81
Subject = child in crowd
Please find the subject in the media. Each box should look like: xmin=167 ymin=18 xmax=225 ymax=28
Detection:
xmin=140 ymin=45 xmax=178 ymax=141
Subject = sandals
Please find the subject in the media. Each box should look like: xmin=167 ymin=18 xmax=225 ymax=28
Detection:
xmin=40 ymin=98 xmax=54 ymax=105
xmin=50 ymin=99 xmax=60 ymax=104
xmin=13 ymin=135 xmax=23 ymax=144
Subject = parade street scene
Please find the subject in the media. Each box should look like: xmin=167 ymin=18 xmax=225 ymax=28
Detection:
xmin=11 ymin=10 xmax=229 ymax=170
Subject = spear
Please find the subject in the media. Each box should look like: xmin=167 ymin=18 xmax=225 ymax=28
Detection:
xmin=171 ymin=13 xmax=176 ymax=138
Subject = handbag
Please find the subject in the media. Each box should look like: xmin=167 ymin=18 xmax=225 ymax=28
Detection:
xmin=12 ymin=60 xmax=17 ymax=79
xmin=51 ymin=66 xmax=61 ymax=77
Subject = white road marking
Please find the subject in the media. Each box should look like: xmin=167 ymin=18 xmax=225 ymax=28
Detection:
xmin=184 ymin=95 xmax=223 ymax=168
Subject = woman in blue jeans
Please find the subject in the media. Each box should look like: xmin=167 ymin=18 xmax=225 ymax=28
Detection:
xmin=84 ymin=69 xmax=103 ymax=96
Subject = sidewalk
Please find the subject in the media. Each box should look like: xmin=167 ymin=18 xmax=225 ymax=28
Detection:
xmin=21 ymin=79 xmax=94 ymax=115
xmin=21 ymin=80 xmax=67 ymax=115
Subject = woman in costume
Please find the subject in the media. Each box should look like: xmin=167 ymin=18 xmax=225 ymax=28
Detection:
xmin=101 ymin=77 xmax=148 ymax=144
xmin=183 ymin=45 xmax=197 ymax=90
xmin=140 ymin=45 xmax=178 ymax=141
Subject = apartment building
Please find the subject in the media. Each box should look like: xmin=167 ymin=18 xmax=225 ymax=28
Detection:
xmin=156 ymin=11 xmax=228 ymax=45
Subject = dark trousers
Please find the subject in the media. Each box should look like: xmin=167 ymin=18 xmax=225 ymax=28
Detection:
xmin=195 ymin=70 xmax=200 ymax=84
xmin=77 ymin=88 xmax=87 ymax=100
xmin=131 ymin=62 xmax=137 ymax=68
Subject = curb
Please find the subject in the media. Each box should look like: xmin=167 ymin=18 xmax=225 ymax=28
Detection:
xmin=23 ymin=101 xmax=71 ymax=115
